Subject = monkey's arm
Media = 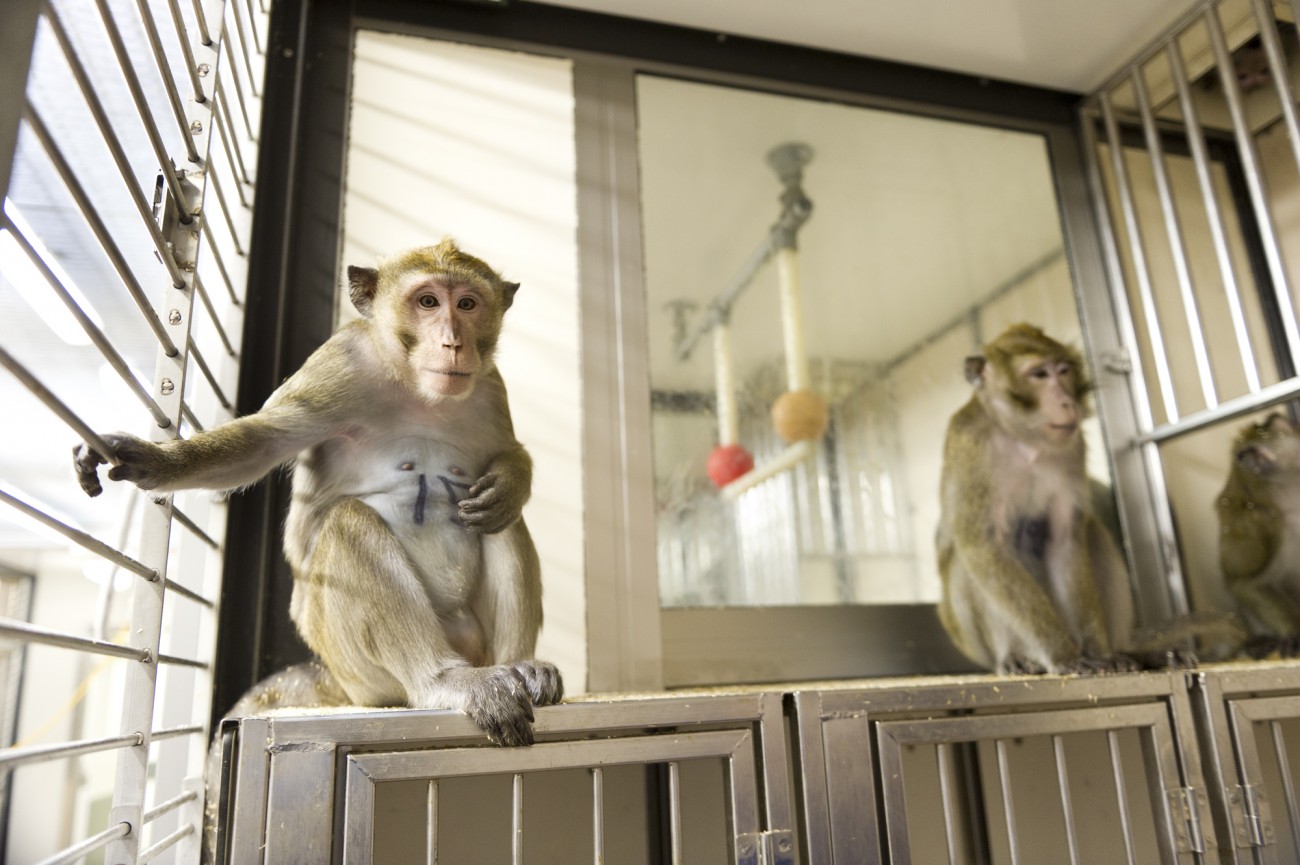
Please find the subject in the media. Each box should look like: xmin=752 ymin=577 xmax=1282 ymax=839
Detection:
xmin=74 ymin=402 xmax=338 ymax=496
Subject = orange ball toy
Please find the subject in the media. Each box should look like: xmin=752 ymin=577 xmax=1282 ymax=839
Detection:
xmin=707 ymin=443 xmax=754 ymax=487
xmin=771 ymin=389 xmax=829 ymax=443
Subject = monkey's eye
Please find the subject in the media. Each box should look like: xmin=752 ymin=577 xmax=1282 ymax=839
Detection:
xmin=417 ymin=295 xmax=438 ymax=309
xmin=1030 ymin=367 xmax=1050 ymax=380
xmin=456 ymin=297 xmax=477 ymax=311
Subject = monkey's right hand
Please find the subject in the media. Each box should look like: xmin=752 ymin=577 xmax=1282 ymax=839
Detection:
xmin=73 ymin=434 xmax=169 ymax=497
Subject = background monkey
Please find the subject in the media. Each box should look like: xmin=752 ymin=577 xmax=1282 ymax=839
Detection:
xmin=73 ymin=238 xmax=562 ymax=745
xmin=936 ymin=323 xmax=1137 ymax=675
xmin=1217 ymin=412 xmax=1300 ymax=656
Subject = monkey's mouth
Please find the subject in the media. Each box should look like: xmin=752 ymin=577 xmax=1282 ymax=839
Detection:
xmin=426 ymin=369 xmax=472 ymax=378
xmin=1048 ymin=422 xmax=1078 ymax=436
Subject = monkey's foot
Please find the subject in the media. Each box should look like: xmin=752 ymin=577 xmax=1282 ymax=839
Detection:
xmin=1243 ymin=634 xmax=1300 ymax=659
xmin=511 ymin=660 xmax=563 ymax=706
xmin=424 ymin=665 xmax=537 ymax=747
xmin=996 ymin=655 xmax=1048 ymax=676
xmin=1158 ymin=648 xmax=1198 ymax=671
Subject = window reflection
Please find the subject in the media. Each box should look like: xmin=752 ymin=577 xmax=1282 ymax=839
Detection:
xmin=638 ymin=76 xmax=1105 ymax=608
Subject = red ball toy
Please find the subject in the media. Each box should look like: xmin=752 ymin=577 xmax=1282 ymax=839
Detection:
xmin=707 ymin=443 xmax=754 ymax=488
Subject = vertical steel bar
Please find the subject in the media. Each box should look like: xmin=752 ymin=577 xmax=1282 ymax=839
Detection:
xmin=511 ymin=773 xmax=524 ymax=865
xmin=1165 ymin=40 xmax=1262 ymax=393
xmin=1206 ymin=7 xmax=1300 ymax=366
xmin=1250 ymin=0 xmax=1300 ymax=179
xmin=1052 ymin=735 xmax=1082 ymax=865
xmin=995 ymin=740 xmax=1021 ymax=865
xmin=227 ymin=0 xmax=260 ymax=97
xmin=201 ymin=218 xmax=240 ymax=305
xmin=592 ymin=767 xmax=604 ymax=865
xmin=215 ymin=79 xmax=252 ymax=184
xmin=189 ymin=0 xmax=212 ymax=45
xmin=1132 ymin=59 xmax=1218 ymax=408
xmin=244 ymin=0 xmax=262 ymax=53
xmin=668 ymin=761 xmax=683 ymax=865
xmin=165 ymin=0 xmax=208 ymax=102
xmin=193 ymin=274 xmax=239 ymax=358
xmin=214 ymin=115 xmax=250 ymax=205
xmin=936 ymin=743 xmax=964 ymax=865
xmin=129 ymin=0 xmax=201 ymax=160
xmin=1269 ymin=720 xmax=1300 ymax=857
xmin=88 ymin=0 xmax=200 ymax=179
xmin=1099 ymin=86 xmax=1182 ymax=421
xmin=425 ymin=780 xmax=438 ymax=865
xmin=1107 ymin=731 xmax=1138 ymax=865
xmin=205 ymin=168 xmax=246 ymax=255
xmin=221 ymin=36 xmax=257 ymax=142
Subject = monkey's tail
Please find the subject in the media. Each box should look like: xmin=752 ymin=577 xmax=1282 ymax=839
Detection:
xmin=1128 ymin=610 xmax=1249 ymax=664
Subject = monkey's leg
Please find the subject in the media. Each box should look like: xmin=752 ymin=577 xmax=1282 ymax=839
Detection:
xmin=956 ymin=543 xmax=1080 ymax=674
xmin=475 ymin=519 xmax=563 ymax=707
xmin=296 ymin=498 xmax=540 ymax=746
xmin=1230 ymin=579 xmax=1300 ymax=657
xmin=1055 ymin=524 xmax=1139 ymax=673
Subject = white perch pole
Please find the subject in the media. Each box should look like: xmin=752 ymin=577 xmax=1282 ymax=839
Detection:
xmin=775 ymin=245 xmax=809 ymax=391
xmin=722 ymin=440 xmax=815 ymax=500
xmin=711 ymin=319 xmax=738 ymax=446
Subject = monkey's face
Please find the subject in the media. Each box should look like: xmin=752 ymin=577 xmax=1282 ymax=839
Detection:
xmin=1233 ymin=413 xmax=1300 ymax=477
xmin=995 ymin=353 xmax=1083 ymax=448
xmin=389 ymin=274 xmax=502 ymax=402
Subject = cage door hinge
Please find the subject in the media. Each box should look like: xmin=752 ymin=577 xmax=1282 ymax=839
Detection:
xmin=1100 ymin=348 xmax=1133 ymax=375
xmin=735 ymin=829 xmax=795 ymax=865
xmin=1227 ymin=784 xmax=1274 ymax=848
xmin=1167 ymin=787 xmax=1208 ymax=853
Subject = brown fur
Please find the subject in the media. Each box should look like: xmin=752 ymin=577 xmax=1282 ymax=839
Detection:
xmin=936 ymin=323 xmax=1135 ymax=674
xmin=1217 ymin=412 xmax=1300 ymax=652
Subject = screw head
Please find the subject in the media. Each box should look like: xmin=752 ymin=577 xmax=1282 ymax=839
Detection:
xmin=189 ymin=120 xmax=204 ymax=135
xmin=160 ymin=378 xmax=175 ymax=395
xmin=168 ymin=309 xmax=182 ymax=325
xmin=197 ymin=63 xmax=210 ymax=77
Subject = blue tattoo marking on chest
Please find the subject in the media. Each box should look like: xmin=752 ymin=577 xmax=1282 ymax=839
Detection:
xmin=412 ymin=473 xmax=473 ymax=526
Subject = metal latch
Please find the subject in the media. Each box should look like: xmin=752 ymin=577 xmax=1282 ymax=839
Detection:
xmin=1167 ymin=787 xmax=1208 ymax=853
xmin=1228 ymin=784 xmax=1274 ymax=848
xmin=736 ymin=830 xmax=795 ymax=865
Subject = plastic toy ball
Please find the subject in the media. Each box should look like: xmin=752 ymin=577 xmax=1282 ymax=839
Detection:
xmin=771 ymin=389 xmax=829 ymax=443
xmin=707 ymin=443 xmax=754 ymax=488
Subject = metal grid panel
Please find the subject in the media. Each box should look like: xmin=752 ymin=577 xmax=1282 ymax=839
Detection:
xmin=0 ymin=0 xmax=266 ymax=861
xmin=1082 ymin=0 xmax=1300 ymax=608
xmin=794 ymin=674 xmax=1216 ymax=865
xmin=217 ymin=693 xmax=795 ymax=865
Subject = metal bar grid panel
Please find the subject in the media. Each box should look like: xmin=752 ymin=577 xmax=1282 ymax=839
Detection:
xmin=1081 ymin=0 xmax=1300 ymax=612
xmin=218 ymin=693 xmax=795 ymax=865
xmin=794 ymin=673 xmax=1217 ymax=865
xmin=1191 ymin=664 xmax=1300 ymax=865
xmin=0 ymin=0 xmax=266 ymax=861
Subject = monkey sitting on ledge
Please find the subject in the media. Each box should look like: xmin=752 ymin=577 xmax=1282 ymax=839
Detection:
xmin=1217 ymin=412 xmax=1300 ymax=657
xmin=936 ymin=323 xmax=1239 ymax=675
xmin=73 ymin=239 xmax=562 ymax=745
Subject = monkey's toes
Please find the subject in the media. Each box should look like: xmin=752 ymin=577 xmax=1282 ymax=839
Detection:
xmin=464 ymin=666 xmax=536 ymax=747
xmin=512 ymin=660 xmax=563 ymax=706
xmin=72 ymin=443 xmax=106 ymax=497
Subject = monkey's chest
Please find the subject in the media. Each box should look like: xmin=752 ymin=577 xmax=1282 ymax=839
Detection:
xmin=349 ymin=437 xmax=488 ymax=601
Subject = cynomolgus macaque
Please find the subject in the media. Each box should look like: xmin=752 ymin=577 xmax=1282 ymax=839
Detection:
xmin=936 ymin=323 xmax=1138 ymax=675
xmin=73 ymin=239 xmax=563 ymax=744
xmin=1217 ymin=412 xmax=1300 ymax=656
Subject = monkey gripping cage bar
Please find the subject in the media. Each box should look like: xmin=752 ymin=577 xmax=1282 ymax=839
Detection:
xmin=0 ymin=0 xmax=265 ymax=861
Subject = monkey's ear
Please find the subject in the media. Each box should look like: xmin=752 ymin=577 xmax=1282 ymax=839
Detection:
xmin=964 ymin=355 xmax=986 ymax=387
xmin=347 ymin=266 xmax=379 ymax=318
xmin=502 ymin=281 xmax=520 ymax=311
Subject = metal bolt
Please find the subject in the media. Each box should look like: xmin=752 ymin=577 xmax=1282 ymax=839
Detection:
xmin=189 ymin=120 xmax=204 ymax=135
xmin=778 ymin=838 xmax=792 ymax=852
xmin=197 ymin=63 xmax=211 ymax=77
xmin=168 ymin=309 xmax=182 ymax=325
xmin=182 ymin=261 xmax=196 ymax=272
xmin=160 ymin=378 xmax=175 ymax=395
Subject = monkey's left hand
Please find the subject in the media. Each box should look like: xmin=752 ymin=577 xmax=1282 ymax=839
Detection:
xmin=458 ymin=468 xmax=529 ymax=534
xmin=73 ymin=434 xmax=173 ymax=497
